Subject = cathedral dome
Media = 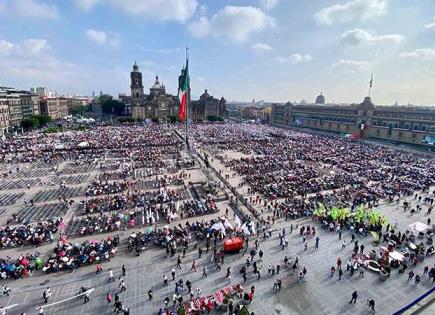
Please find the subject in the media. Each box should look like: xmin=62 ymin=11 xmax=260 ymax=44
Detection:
xmin=315 ymin=92 xmax=325 ymax=104
xmin=151 ymin=75 xmax=163 ymax=90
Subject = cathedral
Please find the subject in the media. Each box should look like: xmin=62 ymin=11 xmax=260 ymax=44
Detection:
xmin=130 ymin=62 xmax=178 ymax=120
xmin=129 ymin=62 xmax=227 ymax=121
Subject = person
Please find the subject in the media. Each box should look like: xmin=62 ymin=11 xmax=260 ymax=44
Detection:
xmin=338 ymin=268 xmax=343 ymax=280
xmin=148 ymin=289 xmax=153 ymax=301
xmin=408 ymin=270 xmax=415 ymax=281
xmin=114 ymin=299 xmax=123 ymax=313
xmin=349 ymin=290 xmax=358 ymax=304
xmin=202 ymin=266 xmax=208 ymax=278
xmin=315 ymin=236 xmax=319 ymax=250
xmin=83 ymin=290 xmax=90 ymax=304
xmin=96 ymin=263 xmax=103 ymax=275
xmin=43 ymin=287 xmax=51 ymax=304
xmin=122 ymin=265 xmax=126 ymax=277
xmin=186 ymin=280 xmax=192 ymax=293
xmin=119 ymin=279 xmax=126 ymax=292
xmin=108 ymin=269 xmax=115 ymax=282
xmin=123 ymin=307 xmax=130 ymax=315
xmin=1 ymin=285 xmax=10 ymax=296
xmin=191 ymin=260 xmax=197 ymax=272
xmin=330 ymin=266 xmax=336 ymax=277
xmin=358 ymin=265 xmax=365 ymax=278
xmin=196 ymin=287 xmax=201 ymax=298
xmin=415 ymin=274 xmax=421 ymax=285
xmin=177 ymin=255 xmax=182 ymax=269
xmin=106 ymin=292 xmax=112 ymax=304
xmin=367 ymin=299 xmax=375 ymax=313
xmin=171 ymin=269 xmax=176 ymax=280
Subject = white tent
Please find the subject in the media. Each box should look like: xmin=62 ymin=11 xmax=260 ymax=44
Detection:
xmin=211 ymin=222 xmax=226 ymax=237
xmin=77 ymin=141 xmax=89 ymax=148
xmin=408 ymin=221 xmax=431 ymax=234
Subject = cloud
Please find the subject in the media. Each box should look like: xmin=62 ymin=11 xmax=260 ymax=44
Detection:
xmin=259 ymin=0 xmax=279 ymax=10
xmin=424 ymin=16 xmax=435 ymax=29
xmin=0 ymin=36 xmax=80 ymax=86
xmin=277 ymin=53 xmax=313 ymax=64
xmin=0 ymin=40 xmax=15 ymax=55
xmin=85 ymin=29 xmax=120 ymax=47
xmin=341 ymin=28 xmax=403 ymax=47
xmin=250 ymin=42 xmax=274 ymax=54
xmin=399 ymin=49 xmax=435 ymax=61
xmin=0 ymin=36 xmax=132 ymax=96
xmin=314 ymin=0 xmax=387 ymax=25
xmin=1 ymin=0 xmax=59 ymax=19
xmin=187 ymin=6 xmax=274 ymax=42
xmin=136 ymin=46 xmax=182 ymax=54
xmin=74 ymin=0 xmax=101 ymax=12
xmin=330 ymin=59 xmax=372 ymax=73
xmin=109 ymin=0 xmax=197 ymax=23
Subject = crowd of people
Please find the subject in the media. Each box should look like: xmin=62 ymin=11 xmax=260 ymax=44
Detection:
xmin=0 ymin=220 xmax=60 ymax=249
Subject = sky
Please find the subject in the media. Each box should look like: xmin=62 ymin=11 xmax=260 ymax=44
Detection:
xmin=1 ymin=0 xmax=435 ymax=105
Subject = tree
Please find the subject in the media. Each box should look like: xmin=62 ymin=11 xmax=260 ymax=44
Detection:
xmin=118 ymin=117 xmax=135 ymax=123
xmin=207 ymin=115 xmax=224 ymax=122
xmin=99 ymin=94 xmax=112 ymax=105
xmin=102 ymin=99 xmax=125 ymax=116
xmin=70 ymin=105 xmax=87 ymax=116
xmin=21 ymin=117 xmax=39 ymax=129
xmin=36 ymin=115 xmax=51 ymax=125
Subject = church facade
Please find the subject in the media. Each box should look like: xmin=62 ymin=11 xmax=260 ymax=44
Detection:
xmin=129 ymin=62 xmax=227 ymax=121
xmin=190 ymin=89 xmax=227 ymax=121
xmin=130 ymin=62 xmax=178 ymax=120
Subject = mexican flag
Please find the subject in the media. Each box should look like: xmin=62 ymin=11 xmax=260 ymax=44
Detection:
xmin=178 ymin=58 xmax=189 ymax=121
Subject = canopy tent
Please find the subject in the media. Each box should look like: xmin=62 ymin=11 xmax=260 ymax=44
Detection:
xmin=408 ymin=221 xmax=431 ymax=234
xmin=77 ymin=141 xmax=89 ymax=148
xmin=223 ymin=237 xmax=244 ymax=252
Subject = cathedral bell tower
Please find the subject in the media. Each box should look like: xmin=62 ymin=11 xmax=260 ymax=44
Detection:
xmin=130 ymin=61 xmax=144 ymax=100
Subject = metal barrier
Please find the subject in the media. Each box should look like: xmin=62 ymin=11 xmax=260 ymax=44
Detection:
xmin=392 ymin=286 xmax=435 ymax=315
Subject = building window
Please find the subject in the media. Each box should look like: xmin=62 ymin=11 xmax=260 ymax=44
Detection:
xmin=405 ymin=123 xmax=410 ymax=130
xmin=413 ymin=125 xmax=419 ymax=131
xmin=421 ymin=125 xmax=426 ymax=131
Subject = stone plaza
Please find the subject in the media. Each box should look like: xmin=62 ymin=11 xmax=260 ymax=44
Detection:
xmin=0 ymin=123 xmax=434 ymax=315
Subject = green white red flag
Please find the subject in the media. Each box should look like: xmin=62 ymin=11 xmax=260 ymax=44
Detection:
xmin=178 ymin=58 xmax=189 ymax=121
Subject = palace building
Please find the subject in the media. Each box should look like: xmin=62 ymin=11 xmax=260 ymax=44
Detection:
xmin=271 ymin=96 xmax=435 ymax=147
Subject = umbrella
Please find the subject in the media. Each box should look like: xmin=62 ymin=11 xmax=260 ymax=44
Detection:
xmin=408 ymin=222 xmax=430 ymax=234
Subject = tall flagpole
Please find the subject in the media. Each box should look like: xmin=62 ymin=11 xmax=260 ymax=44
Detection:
xmin=368 ymin=73 xmax=373 ymax=97
xmin=185 ymin=46 xmax=189 ymax=149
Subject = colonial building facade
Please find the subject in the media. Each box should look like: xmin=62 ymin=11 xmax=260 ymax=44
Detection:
xmin=129 ymin=62 xmax=227 ymax=121
xmin=271 ymin=96 xmax=435 ymax=147
xmin=190 ymin=89 xmax=227 ymax=121
xmin=130 ymin=63 xmax=178 ymax=120
xmin=39 ymin=97 xmax=69 ymax=120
